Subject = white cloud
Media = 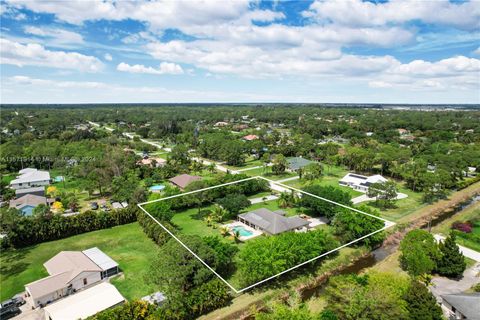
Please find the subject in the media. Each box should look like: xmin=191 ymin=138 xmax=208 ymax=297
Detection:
xmin=104 ymin=53 xmax=113 ymax=61
xmin=117 ymin=62 xmax=183 ymax=75
xmin=305 ymin=0 xmax=480 ymax=30
xmin=23 ymin=26 xmax=84 ymax=44
xmin=0 ymin=38 xmax=103 ymax=72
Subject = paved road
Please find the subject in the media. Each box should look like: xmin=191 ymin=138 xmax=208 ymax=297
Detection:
xmin=277 ymin=176 xmax=300 ymax=183
xmin=434 ymin=234 xmax=480 ymax=262
xmin=249 ymin=195 xmax=278 ymax=204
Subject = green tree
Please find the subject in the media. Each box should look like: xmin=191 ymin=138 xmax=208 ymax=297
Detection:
xmin=302 ymin=162 xmax=324 ymax=181
xmin=437 ymin=232 xmax=466 ymax=278
xmin=301 ymin=185 xmax=352 ymax=219
xmin=216 ymin=194 xmax=250 ymax=218
xmin=399 ymin=230 xmax=440 ymax=276
xmin=367 ymin=181 xmax=398 ymax=208
xmin=256 ymin=305 xmax=317 ymax=320
xmin=404 ymin=280 xmax=443 ymax=320
xmin=271 ymin=154 xmax=287 ymax=175
xmin=144 ymin=199 xmax=173 ymax=221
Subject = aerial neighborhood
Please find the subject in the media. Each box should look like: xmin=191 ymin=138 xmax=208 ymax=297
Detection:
xmin=1 ymin=105 xmax=478 ymax=320
xmin=1 ymin=0 xmax=480 ymax=318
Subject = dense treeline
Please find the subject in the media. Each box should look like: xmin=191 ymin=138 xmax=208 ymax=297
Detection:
xmin=0 ymin=206 xmax=138 ymax=248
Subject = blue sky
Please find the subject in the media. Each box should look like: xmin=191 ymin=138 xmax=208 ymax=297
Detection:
xmin=1 ymin=0 xmax=479 ymax=104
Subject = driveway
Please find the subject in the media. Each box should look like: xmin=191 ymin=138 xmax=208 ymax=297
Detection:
xmin=430 ymin=263 xmax=480 ymax=301
xmin=434 ymin=234 xmax=480 ymax=262
xmin=249 ymin=195 xmax=278 ymax=204
xmin=352 ymin=192 xmax=408 ymax=204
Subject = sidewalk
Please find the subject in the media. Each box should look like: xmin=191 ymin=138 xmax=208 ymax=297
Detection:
xmin=434 ymin=234 xmax=480 ymax=262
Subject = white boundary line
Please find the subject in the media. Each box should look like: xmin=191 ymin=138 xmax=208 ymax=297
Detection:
xmin=138 ymin=176 xmax=396 ymax=293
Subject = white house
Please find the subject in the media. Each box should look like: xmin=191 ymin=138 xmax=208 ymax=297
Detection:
xmin=43 ymin=282 xmax=125 ymax=320
xmin=25 ymin=248 xmax=119 ymax=308
xmin=339 ymin=173 xmax=388 ymax=192
xmin=10 ymin=168 xmax=50 ymax=190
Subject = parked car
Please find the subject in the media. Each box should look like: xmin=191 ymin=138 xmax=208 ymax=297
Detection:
xmin=0 ymin=299 xmax=21 ymax=319
xmin=12 ymin=295 xmax=25 ymax=307
xmin=90 ymin=202 xmax=99 ymax=210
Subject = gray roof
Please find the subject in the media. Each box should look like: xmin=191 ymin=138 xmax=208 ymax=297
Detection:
xmin=15 ymin=186 xmax=45 ymax=196
xmin=9 ymin=194 xmax=47 ymax=209
xmin=286 ymin=157 xmax=314 ymax=171
xmin=169 ymin=174 xmax=201 ymax=189
xmin=83 ymin=247 xmax=118 ymax=271
xmin=239 ymin=208 xmax=309 ymax=235
xmin=10 ymin=168 xmax=50 ymax=185
xmin=441 ymin=293 xmax=480 ymax=319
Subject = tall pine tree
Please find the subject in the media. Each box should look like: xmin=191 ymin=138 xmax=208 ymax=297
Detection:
xmin=404 ymin=280 xmax=443 ymax=320
xmin=437 ymin=232 xmax=466 ymax=278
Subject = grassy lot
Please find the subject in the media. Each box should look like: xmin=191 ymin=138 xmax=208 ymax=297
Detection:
xmin=432 ymin=202 xmax=480 ymax=251
xmin=0 ymin=223 xmax=157 ymax=301
xmin=225 ymin=158 xmax=263 ymax=170
xmin=1 ymin=173 xmax=16 ymax=185
xmin=366 ymin=184 xmax=425 ymax=222
xmin=243 ymin=167 xmax=298 ymax=180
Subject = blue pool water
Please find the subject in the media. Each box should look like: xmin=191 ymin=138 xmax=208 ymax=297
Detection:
xmin=149 ymin=184 xmax=165 ymax=191
xmin=232 ymin=226 xmax=253 ymax=237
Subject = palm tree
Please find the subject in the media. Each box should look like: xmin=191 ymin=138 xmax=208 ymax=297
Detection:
xmin=233 ymin=230 xmax=241 ymax=243
xmin=220 ymin=226 xmax=230 ymax=237
xmin=278 ymin=192 xmax=290 ymax=208
xmin=204 ymin=215 xmax=213 ymax=227
xmin=207 ymin=163 xmax=216 ymax=174
xmin=211 ymin=204 xmax=227 ymax=223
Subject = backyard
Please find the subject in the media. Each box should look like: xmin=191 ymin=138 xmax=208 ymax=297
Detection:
xmin=0 ymin=222 xmax=157 ymax=301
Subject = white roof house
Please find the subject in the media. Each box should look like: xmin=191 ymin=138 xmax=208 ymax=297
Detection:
xmin=25 ymin=248 xmax=119 ymax=308
xmin=10 ymin=168 xmax=50 ymax=190
xmin=339 ymin=173 xmax=387 ymax=192
xmin=43 ymin=282 xmax=125 ymax=320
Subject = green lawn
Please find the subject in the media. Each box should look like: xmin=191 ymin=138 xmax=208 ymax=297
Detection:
xmin=432 ymin=202 xmax=480 ymax=251
xmin=243 ymin=167 xmax=297 ymax=180
xmin=0 ymin=223 xmax=157 ymax=301
xmin=225 ymin=158 xmax=263 ymax=170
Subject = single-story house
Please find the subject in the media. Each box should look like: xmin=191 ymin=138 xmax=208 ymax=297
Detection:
xmin=339 ymin=173 xmax=388 ymax=192
xmin=9 ymin=194 xmax=48 ymax=216
xmin=238 ymin=208 xmax=310 ymax=235
xmin=242 ymin=134 xmax=259 ymax=141
xmin=214 ymin=121 xmax=229 ymax=127
xmin=169 ymin=174 xmax=201 ymax=189
xmin=286 ymin=157 xmax=314 ymax=172
xmin=397 ymin=128 xmax=409 ymax=135
xmin=137 ymin=157 xmax=167 ymax=168
xmin=43 ymin=282 xmax=125 ymax=320
xmin=440 ymin=293 xmax=480 ymax=320
xmin=25 ymin=247 xmax=119 ymax=308
xmin=15 ymin=186 xmax=46 ymax=198
xmin=10 ymin=168 xmax=50 ymax=190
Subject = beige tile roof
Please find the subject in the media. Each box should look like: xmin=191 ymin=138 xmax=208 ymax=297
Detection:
xmin=44 ymin=251 xmax=102 ymax=276
xmin=169 ymin=174 xmax=201 ymax=189
xmin=26 ymin=271 xmax=72 ymax=299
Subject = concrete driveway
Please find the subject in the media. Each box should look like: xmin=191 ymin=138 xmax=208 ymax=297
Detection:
xmin=430 ymin=263 xmax=480 ymax=301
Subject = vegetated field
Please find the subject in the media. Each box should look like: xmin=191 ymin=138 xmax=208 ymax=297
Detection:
xmin=243 ymin=167 xmax=298 ymax=180
xmin=367 ymin=184 xmax=425 ymax=222
xmin=225 ymin=157 xmax=263 ymax=170
xmin=0 ymin=222 xmax=157 ymax=301
xmin=432 ymin=202 xmax=480 ymax=251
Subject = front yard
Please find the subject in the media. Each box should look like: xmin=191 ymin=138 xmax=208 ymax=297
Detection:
xmin=0 ymin=222 xmax=157 ymax=301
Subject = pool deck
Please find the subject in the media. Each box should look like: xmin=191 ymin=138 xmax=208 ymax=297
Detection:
xmin=224 ymin=221 xmax=263 ymax=241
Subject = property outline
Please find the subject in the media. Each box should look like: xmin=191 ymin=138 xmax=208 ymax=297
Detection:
xmin=138 ymin=176 xmax=396 ymax=294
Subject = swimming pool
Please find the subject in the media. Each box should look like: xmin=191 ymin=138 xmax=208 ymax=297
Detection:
xmin=149 ymin=184 xmax=165 ymax=191
xmin=232 ymin=225 xmax=253 ymax=237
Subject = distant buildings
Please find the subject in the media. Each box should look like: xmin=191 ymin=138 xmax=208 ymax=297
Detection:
xmin=9 ymin=194 xmax=49 ymax=216
xmin=169 ymin=174 xmax=202 ymax=189
xmin=339 ymin=173 xmax=388 ymax=192
xmin=286 ymin=157 xmax=314 ymax=172
xmin=25 ymin=247 xmax=119 ymax=308
xmin=10 ymin=168 xmax=50 ymax=190
xmin=242 ymin=134 xmax=259 ymax=141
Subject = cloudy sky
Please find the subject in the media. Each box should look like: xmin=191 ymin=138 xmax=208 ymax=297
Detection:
xmin=1 ymin=0 xmax=479 ymax=104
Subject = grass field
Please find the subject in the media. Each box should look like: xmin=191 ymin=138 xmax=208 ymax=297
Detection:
xmin=0 ymin=223 xmax=157 ymax=301
xmin=432 ymin=202 xmax=480 ymax=251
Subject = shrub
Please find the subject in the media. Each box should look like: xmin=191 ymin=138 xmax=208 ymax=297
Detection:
xmin=451 ymin=221 xmax=473 ymax=233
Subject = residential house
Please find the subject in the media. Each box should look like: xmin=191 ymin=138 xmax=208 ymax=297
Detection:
xmin=286 ymin=157 xmax=314 ymax=172
xmin=214 ymin=121 xmax=229 ymax=127
xmin=339 ymin=173 xmax=388 ymax=192
xmin=9 ymin=194 xmax=49 ymax=216
xmin=441 ymin=293 xmax=480 ymax=320
xmin=169 ymin=174 xmax=202 ymax=189
xmin=397 ymin=128 xmax=409 ymax=135
xmin=25 ymin=247 xmax=119 ymax=308
xmin=238 ymin=208 xmax=310 ymax=235
xmin=15 ymin=186 xmax=45 ymax=198
xmin=43 ymin=282 xmax=125 ymax=320
xmin=137 ymin=157 xmax=167 ymax=168
xmin=242 ymin=134 xmax=259 ymax=141
xmin=10 ymin=168 xmax=50 ymax=190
